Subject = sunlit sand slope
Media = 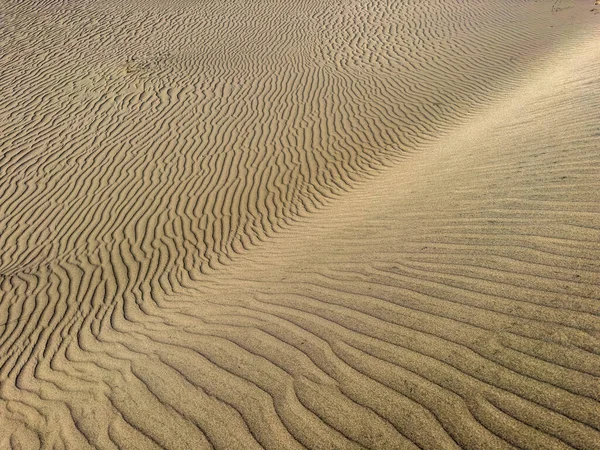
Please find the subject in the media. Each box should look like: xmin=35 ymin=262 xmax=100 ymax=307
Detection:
xmin=1 ymin=0 xmax=599 ymax=448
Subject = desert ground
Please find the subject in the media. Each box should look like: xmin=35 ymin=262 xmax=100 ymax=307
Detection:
xmin=1 ymin=0 xmax=599 ymax=448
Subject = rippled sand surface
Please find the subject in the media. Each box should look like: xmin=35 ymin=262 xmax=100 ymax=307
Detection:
xmin=1 ymin=0 xmax=599 ymax=448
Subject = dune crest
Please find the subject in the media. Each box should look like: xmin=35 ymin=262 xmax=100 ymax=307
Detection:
xmin=1 ymin=0 xmax=599 ymax=448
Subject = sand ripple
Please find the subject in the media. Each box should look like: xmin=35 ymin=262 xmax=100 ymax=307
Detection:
xmin=1 ymin=0 xmax=599 ymax=448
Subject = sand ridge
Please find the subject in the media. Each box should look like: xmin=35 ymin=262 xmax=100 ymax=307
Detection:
xmin=1 ymin=0 xmax=599 ymax=448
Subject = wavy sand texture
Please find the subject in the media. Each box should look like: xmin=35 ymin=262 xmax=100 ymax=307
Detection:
xmin=1 ymin=0 xmax=599 ymax=448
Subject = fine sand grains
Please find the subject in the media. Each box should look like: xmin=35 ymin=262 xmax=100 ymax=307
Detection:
xmin=1 ymin=0 xmax=599 ymax=449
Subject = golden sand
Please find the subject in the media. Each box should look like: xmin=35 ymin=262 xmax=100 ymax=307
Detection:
xmin=1 ymin=0 xmax=599 ymax=448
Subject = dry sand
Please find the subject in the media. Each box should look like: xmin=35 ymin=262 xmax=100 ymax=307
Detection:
xmin=1 ymin=0 xmax=599 ymax=448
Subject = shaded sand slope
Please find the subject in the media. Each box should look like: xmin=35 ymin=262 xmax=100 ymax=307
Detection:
xmin=1 ymin=0 xmax=600 ymax=448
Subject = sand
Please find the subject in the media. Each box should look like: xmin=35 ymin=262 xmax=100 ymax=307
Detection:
xmin=1 ymin=0 xmax=599 ymax=448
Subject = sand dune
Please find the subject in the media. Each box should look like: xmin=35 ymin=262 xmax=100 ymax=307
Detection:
xmin=1 ymin=0 xmax=599 ymax=448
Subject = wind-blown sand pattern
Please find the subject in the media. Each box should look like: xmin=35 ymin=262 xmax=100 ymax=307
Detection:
xmin=1 ymin=0 xmax=599 ymax=448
